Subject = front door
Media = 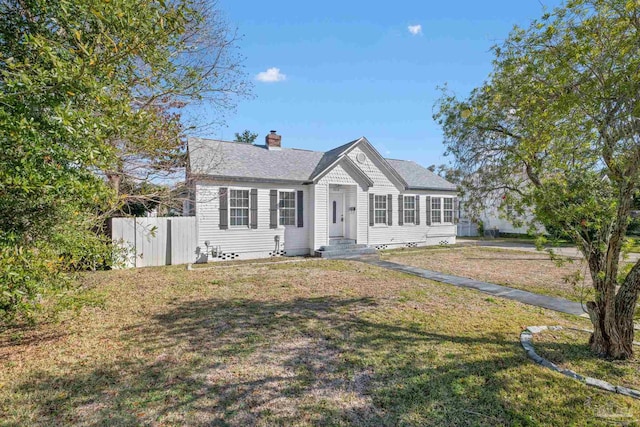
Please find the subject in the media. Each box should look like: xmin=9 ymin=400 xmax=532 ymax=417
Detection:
xmin=329 ymin=192 xmax=344 ymax=237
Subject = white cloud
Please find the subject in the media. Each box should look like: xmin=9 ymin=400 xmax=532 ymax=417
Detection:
xmin=407 ymin=24 xmax=422 ymax=36
xmin=256 ymin=67 xmax=287 ymax=83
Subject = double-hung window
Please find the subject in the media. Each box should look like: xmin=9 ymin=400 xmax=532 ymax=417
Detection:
xmin=279 ymin=191 xmax=296 ymax=226
xmin=229 ymin=189 xmax=249 ymax=226
xmin=430 ymin=197 xmax=455 ymax=224
xmin=443 ymin=197 xmax=454 ymax=223
xmin=374 ymin=195 xmax=387 ymax=224
xmin=404 ymin=196 xmax=416 ymax=224
xmin=431 ymin=197 xmax=441 ymax=224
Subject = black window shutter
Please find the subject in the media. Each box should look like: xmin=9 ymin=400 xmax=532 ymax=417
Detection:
xmin=297 ymin=190 xmax=304 ymax=228
xmin=250 ymin=189 xmax=258 ymax=229
xmin=387 ymin=194 xmax=393 ymax=226
xmin=415 ymin=195 xmax=420 ymax=225
xmin=270 ymin=190 xmax=278 ymax=229
xmin=426 ymin=196 xmax=431 ymax=226
xmin=398 ymin=195 xmax=404 ymax=226
xmin=369 ymin=193 xmax=374 ymax=226
xmin=454 ymin=197 xmax=459 ymax=224
xmin=219 ymin=187 xmax=228 ymax=229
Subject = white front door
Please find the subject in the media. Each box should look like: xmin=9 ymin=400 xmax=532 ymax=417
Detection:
xmin=329 ymin=192 xmax=344 ymax=237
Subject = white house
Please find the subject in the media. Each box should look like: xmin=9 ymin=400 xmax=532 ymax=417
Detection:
xmin=185 ymin=131 xmax=458 ymax=260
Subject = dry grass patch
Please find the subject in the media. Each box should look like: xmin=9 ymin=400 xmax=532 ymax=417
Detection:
xmin=1 ymin=259 xmax=639 ymax=425
xmin=383 ymin=246 xmax=593 ymax=302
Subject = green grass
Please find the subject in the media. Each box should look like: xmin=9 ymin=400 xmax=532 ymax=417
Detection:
xmin=1 ymin=260 xmax=639 ymax=425
xmin=625 ymin=237 xmax=640 ymax=254
xmin=536 ymin=327 xmax=640 ymax=391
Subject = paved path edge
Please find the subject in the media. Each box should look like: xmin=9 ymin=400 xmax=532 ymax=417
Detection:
xmin=356 ymin=258 xmax=588 ymax=317
xmin=521 ymin=326 xmax=640 ymax=399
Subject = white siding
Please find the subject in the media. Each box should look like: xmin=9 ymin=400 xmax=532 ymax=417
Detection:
xmin=308 ymin=185 xmax=316 ymax=248
xmin=313 ymin=183 xmax=328 ymax=249
xmin=316 ymin=162 xmax=368 ymax=247
xmin=196 ymin=182 xmax=311 ymax=260
xmin=348 ymin=144 xmax=457 ymax=248
xmin=368 ymin=190 xmax=457 ymax=247
xmin=344 ymin=185 xmax=357 ymax=240
xmin=309 ymin=145 xmax=458 ymax=250
xmin=350 ymin=144 xmax=405 ymax=245
xmin=318 ymin=163 xmax=361 ymax=186
xmin=348 ymin=147 xmax=398 ymax=189
xmin=356 ymin=185 xmax=369 ymax=244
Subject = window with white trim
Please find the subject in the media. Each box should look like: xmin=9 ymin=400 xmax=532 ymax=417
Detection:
xmin=431 ymin=197 xmax=441 ymax=224
xmin=404 ymin=196 xmax=416 ymax=224
xmin=229 ymin=189 xmax=249 ymax=226
xmin=374 ymin=195 xmax=387 ymax=224
xmin=279 ymin=191 xmax=296 ymax=226
xmin=443 ymin=197 xmax=454 ymax=223
xmin=431 ymin=197 xmax=455 ymax=224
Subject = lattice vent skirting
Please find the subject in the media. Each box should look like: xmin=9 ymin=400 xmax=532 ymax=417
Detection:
xmin=269 ymin=250 xmax=287 ymax=257
xmin=216 ymin=252 xmax=239 ymax=260
xmin=375 ymin=244 xmax=388 ymax=250
xmin=406 ymin=242 xmax=418 ymax=248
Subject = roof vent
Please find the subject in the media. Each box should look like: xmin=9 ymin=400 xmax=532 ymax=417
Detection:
xmin=265 ymin=130 xmax=281 ymax=150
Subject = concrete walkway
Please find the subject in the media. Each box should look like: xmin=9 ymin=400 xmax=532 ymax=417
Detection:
xmin=358 ymin=258 xmax=589 ymax=318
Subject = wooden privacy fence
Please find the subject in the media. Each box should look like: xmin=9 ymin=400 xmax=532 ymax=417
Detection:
xmin=110 ymin=217 xmax=198 ymax=268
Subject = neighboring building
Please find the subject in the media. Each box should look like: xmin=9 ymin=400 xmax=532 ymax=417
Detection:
xmin=185 ymin=131 xmax=458 ymax=260
xmin=457 ymin=198 xmax=538 ymax=237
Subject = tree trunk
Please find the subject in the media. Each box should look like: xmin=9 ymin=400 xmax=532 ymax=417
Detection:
xmin=586 ymin=258 xmax=640 ymax=360
xmin=106 ymin=172 xmax=121 ymax=196
xmin=582 ymin=183 xmax=638 ymax=360
xmin=586 ymin=300 xmax=633 ymax=359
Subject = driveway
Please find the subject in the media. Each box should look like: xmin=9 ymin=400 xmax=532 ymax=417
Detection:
xmin=457 ymin=239 xmax=640 ymax=263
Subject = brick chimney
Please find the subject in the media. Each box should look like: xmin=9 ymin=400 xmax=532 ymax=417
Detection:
xmin=265 ymin=130 xmax=281 ymax=150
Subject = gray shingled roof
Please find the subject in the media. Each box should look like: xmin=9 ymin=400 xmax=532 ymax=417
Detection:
xmin=308 ymin=138 xmax=360 ymax=179
xmin=386 ymin=159 xmax=457 ymax=190
xmin=188 ymin=137 xmax=323 ymax=182
xmin=188 ymin=137 xmax=456 ymax=190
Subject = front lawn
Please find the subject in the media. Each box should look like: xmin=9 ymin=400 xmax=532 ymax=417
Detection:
xmin=535 ymin=327 xmax=640 ymax=391
xmin=382 ymin=246 xmax=593 ymax=302
xmin=1 ymin=259 xmax=638 ymax=425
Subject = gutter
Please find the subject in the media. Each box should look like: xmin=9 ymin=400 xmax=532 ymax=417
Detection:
xmin=190 ymin=174 xmax=310 ymax=186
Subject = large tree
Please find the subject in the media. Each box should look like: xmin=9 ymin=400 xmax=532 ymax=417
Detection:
xmin=0 ymin=0 xmax=248 ymax=322
xmin=102 ymin=1 xmax=250 ymax=215
xmin=435 ymin=0 xmax=640 ymax=358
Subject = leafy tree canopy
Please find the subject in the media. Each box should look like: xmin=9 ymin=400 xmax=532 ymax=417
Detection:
xmin=233 ymin=129 xmax=258 ymax=143
xmin=0 ymin=0 xmax=249 ymax=323
xmin=435 ymin=0 xmax=640 ymax=358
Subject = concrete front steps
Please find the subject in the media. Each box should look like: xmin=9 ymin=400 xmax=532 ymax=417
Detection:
xmin=314 ymin=239 xmax=378 ymax=259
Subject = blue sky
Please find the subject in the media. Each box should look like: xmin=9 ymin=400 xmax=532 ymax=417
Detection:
xmin=195 ymin=0 xmax=564 ymax=168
